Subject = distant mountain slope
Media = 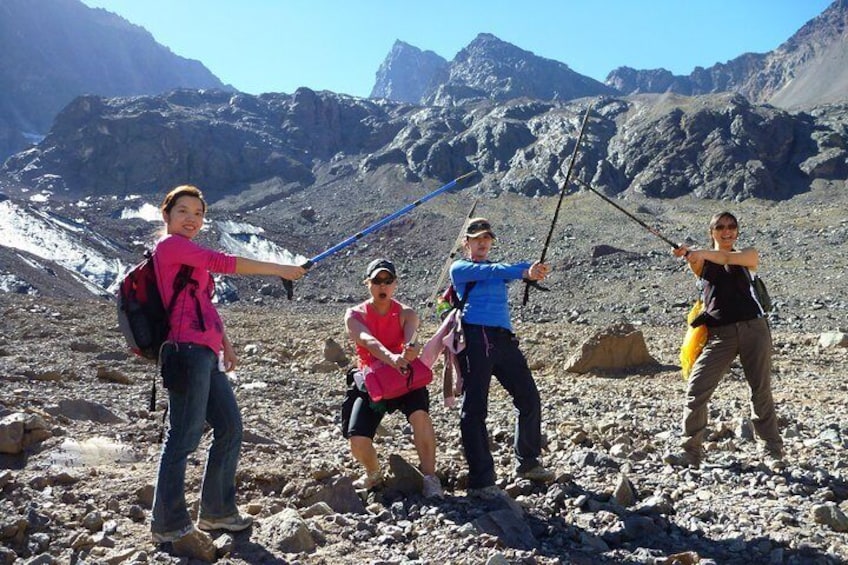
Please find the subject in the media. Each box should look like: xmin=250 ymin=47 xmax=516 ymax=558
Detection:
xmin=606 ymin=0 xmax=848 ymax=109
xmin=4 ymin=89 xmax=845 ymax=204
xmin=371 ymin=33 xmax=616 ymax=106
xmin=0 ymin=0 xmax=229 ymax=159
xmin=370 ymin=41 xmax=448 ymax=104
xmin=766 ymin=0 xmax=848 ymax=108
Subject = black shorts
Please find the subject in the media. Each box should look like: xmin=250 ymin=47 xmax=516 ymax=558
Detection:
xmin=346 ymin=386 xmax=430 ymax=439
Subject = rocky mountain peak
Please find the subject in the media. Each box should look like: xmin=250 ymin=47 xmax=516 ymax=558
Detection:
xmin=791 ymin=0 xmax=847 ymax=45
xmin=765 ymin=0 xmax=848 ymax=107
xmin=420 ymin=33 xmax=616 ymax=106
xmin=455 ymin=32 xmax=530 ymax=62
xmin=370 ymin=40 xmax=448 ymax=104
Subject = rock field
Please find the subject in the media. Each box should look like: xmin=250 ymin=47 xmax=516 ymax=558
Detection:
xmin=1 ymin=182 xmax=848 ymax=564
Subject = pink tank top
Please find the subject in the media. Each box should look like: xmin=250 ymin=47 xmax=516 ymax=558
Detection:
xmin=352 ymin=300 xmax=404 ymax=369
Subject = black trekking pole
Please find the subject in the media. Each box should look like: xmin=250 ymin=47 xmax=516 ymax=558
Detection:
xmin=425 ymin=197 xmax=480 ymax=312
xmin=573 ymin=177 xmax=681 ymax=249
xmin=149 ymin=374 xmax=157 ymax=412
xmin=282 ymin=171 xmax=477 ymax=299
xmin=522 ymin=102 xmax=594 ymax=306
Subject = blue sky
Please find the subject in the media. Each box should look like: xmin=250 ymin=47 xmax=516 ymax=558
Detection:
xmin=81 ymin=0 xmax=833 ymax=98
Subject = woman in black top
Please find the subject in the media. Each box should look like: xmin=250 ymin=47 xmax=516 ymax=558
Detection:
xmin=667 ymin=212 xmax=783 ymax=468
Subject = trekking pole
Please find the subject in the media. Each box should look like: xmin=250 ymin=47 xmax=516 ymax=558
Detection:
xmin=573 ymin=177 xmax=681 ymax=249
xmin=282 ymin=171 xmax=477 ymax=299
xmin=149 ymin=374 xmax=157 ymax=412
xmin=158 ymin=406 xmax=168 ymax=443
xmin=424 ymin=197 xmax=480 ymax=312
xmin=522 ymin=102 xmax=594 ymax=306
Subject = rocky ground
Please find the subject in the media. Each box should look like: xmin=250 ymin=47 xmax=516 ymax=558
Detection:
xmin=1 ymin=181 xmax=848 ymax=564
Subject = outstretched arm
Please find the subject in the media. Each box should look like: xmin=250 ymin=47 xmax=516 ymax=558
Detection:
xmin=522 ymin=261 xmax=551 ymax=281
xmin=235 ymin=257 xmax=306 ymax=280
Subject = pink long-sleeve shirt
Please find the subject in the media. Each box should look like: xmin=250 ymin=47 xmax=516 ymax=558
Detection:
xmin=153 ymin=234 xmax=237 ymax=354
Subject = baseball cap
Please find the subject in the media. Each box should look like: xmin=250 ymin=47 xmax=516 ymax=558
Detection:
xmin=365 ymin=258 xmax=397 ymax=280
xmin=465 ymin=217 xmax=496 ymax=239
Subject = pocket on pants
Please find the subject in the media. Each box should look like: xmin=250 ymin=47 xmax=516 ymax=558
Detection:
xmin=160 ymin=343 xmax=187 ymax=393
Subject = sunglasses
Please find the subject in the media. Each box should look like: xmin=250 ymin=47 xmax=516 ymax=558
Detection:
xmin=712 ymin=223 xmax=738 ymax=231
xmin=467 ymin=221 xmax=492 ymax=232
xmin=370 ymin=276 xmax=396 ymax=285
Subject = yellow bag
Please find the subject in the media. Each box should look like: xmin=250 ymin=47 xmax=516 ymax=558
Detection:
xmin=679 ymin=299 xmax=708 ymax=380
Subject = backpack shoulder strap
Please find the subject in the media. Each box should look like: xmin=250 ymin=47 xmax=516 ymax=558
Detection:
xmin=168 ymin=265 xmax=196 ymax=313
xmin=457 ymin=280 xmax=477 ymax=310
xmin=152 ymin=248 xmax=204 ymax=331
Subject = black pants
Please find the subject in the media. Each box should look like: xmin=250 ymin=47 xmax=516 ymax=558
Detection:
xmin=458 ymin=324 xmax=542 ymax=488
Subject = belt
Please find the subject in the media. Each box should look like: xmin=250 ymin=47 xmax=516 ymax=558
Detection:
xmin=463 ymin=323 xmax=513 ymax=335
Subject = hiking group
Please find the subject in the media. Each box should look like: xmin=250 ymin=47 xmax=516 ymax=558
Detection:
xmin=129 ymin=184 xmax=780 ymax=561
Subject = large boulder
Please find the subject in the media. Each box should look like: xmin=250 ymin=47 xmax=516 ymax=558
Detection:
xmin=565 ymin=322 xmax=659 ymax=374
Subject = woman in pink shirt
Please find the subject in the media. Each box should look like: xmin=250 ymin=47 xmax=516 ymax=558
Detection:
xmin=343 ymin=258 xmax=443 ymax=499
xmin=150 ymin=185 xmax=305 ymax=559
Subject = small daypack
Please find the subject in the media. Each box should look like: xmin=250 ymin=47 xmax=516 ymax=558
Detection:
xmin=435 ymin=280 xmax=476 ymax=349
xmin=348 ymin=309 xmax=434 ymax=402
xmin=680 ymin=299 xmax=708 ymax=380
xmin=362 ymin=359 xmax=434 ymax=403
xmin=745 ymin=268 xmax=772 ymax=313
xmin=116 ymin=250 xmax=194 ymax=362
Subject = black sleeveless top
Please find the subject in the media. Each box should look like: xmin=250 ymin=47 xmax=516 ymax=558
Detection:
xmin=700 ymin=261 xmax=762 ymax=326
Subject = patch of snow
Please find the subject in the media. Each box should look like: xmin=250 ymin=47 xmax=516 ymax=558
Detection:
xmin=0 ymin=200 xmax=122 ymax=292
xmin=120 ymin=203 xmax=161 ymax=222
xmin=30 ymin=208 xmax=85 ymax=234
xmin=217 ymin=220 xmax=265 ymax=235
xmin=219 ymin=232 xmax=307 ymax=265
xmin=0 ymin=272 xmax=36 ymax=294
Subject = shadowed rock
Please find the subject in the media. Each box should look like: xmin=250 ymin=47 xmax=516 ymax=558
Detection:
xmin=300 ymin=476 xmax=366 ymax=515
xmin=472 ymin=508 xmax=538 ymax=550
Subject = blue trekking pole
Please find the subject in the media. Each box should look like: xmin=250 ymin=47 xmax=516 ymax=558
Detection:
xmin=282 ymin=171 xmax=477 ymax=299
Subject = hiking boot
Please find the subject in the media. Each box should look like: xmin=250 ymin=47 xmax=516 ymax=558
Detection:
xmin=467 ymin=485 xmax=508 ymax=500
xmin=197 ymin=512 xmax=253 ymax=532
xmin=353 ymin=469 xmax=383 ymax=490
xmin=151 ymin=523 xmax=193 ymax=544
xmin=763 ymin=445 xmax=786 ymax=471
xmin=171 ymin=527 xmax=217 ymax=562
xmin=516 ymin=464 xmax=556 ymax=483
xmin=422 ymin=474 xmax=444 ymax=499
xmin=663 ymin=447 xmax=703 ymax=469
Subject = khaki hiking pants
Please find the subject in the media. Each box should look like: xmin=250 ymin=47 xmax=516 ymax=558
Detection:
xmin=682 ymin=317 xmax=782 ymax=451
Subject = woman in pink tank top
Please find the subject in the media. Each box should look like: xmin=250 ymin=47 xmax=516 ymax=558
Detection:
xmin=343 ymin=258 xmax=443 ymax=499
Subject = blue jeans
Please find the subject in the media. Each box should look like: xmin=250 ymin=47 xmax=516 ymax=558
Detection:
xmin=458 ymin=324 xmax=543 ymax=489
xmin=151 ymin=343 xmax=243 ymax=536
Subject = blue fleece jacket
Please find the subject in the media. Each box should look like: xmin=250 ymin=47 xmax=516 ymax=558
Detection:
xmin=449 ymin=259 xmax=530 ymax=331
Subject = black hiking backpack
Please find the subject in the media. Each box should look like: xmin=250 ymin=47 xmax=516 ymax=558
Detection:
xmin=116 ymin=251 xmax=194 ymax=362
xmin=435 ymin=281 xmax=477 ymax=320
